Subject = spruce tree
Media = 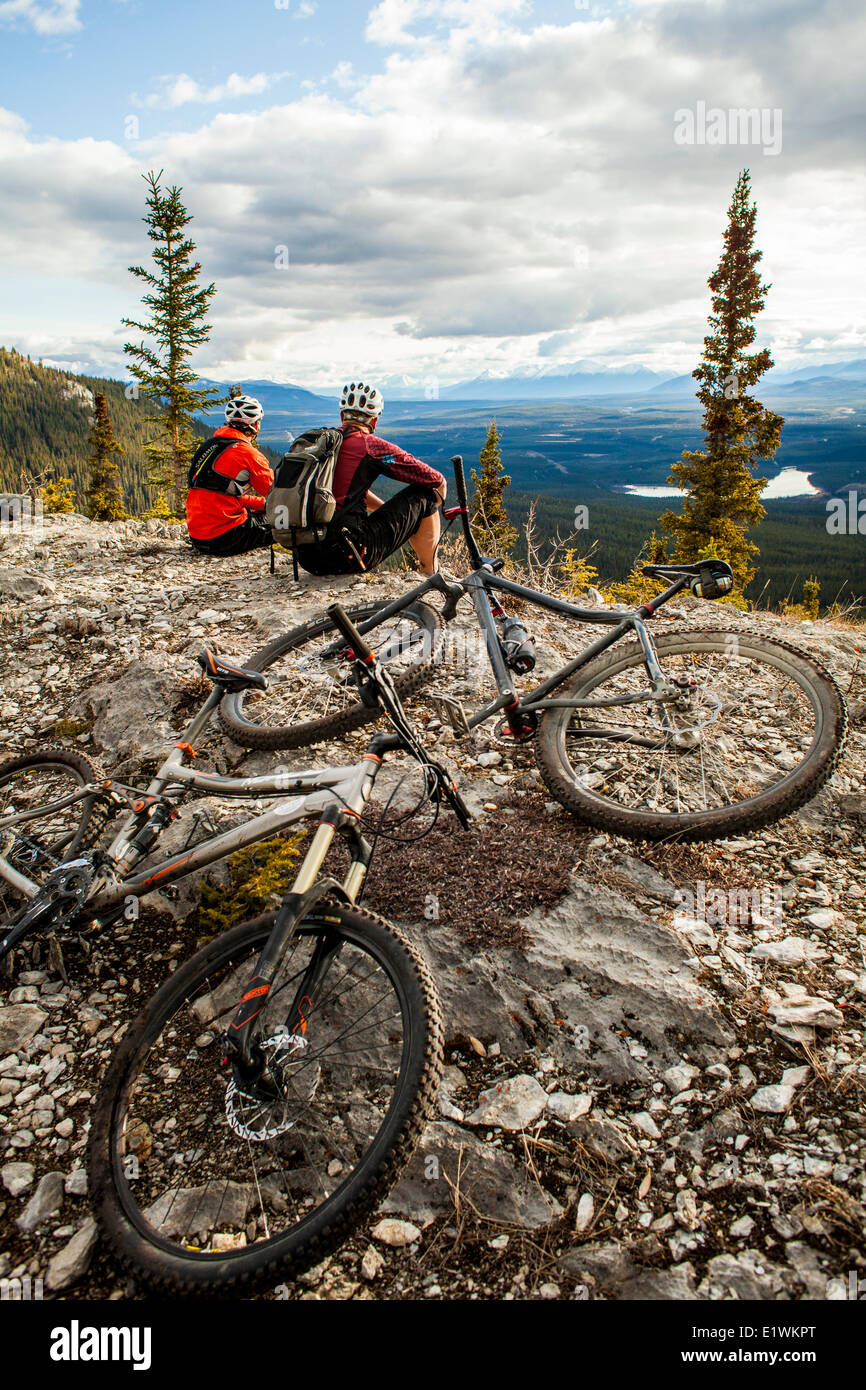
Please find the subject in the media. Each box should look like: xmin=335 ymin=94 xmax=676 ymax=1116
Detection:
xmin=660 ymin=170 xmax=783 ymax=593
xmin=86 ymin=392 xmax=125 ymax=521
xmin=123 ymin=170 xmax=222 ymax=512
xmin=471 ymin=419 xmax=517 ymax=557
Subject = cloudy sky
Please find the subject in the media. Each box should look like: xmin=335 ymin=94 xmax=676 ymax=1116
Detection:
xmin=0 ymin=0 xmax=863 ymax=391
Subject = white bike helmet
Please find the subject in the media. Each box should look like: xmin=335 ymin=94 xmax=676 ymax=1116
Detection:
xmin=225 ymin=394 xmax=264 ymax=427
xmin=340 ymin=381 xmax=384 ymax=420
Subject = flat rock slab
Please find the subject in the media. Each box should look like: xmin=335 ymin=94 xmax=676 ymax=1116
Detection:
xmin=144 ymin=1181 xmax=252 ymax=1240
xmin=403 ymin=878 xmax=732 ymax=1083
xmin=698 ymin=1251 xmax=787 ymax=1301
xmin=381 ymin=1121 xmax=562 ymax=1230
xmin=560 ymin=1242 xmax=697 ymax=1301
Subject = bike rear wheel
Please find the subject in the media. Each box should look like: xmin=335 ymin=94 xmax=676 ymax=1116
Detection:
xmin=219 ymin=600 xmax=444 ymax=750
xmin=88 ymin=904 xmax=443 ymax=1293
xmin=0 ymin=749 xmax=106 ymax=931
xmin=535 ymin=629 xmax=847 ymax=841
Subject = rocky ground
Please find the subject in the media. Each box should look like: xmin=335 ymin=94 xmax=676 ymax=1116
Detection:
xmin=0 ymin=511 xmax=864 ymax=1301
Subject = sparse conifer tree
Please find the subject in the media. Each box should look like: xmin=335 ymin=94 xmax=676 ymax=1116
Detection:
xmin=660 ymin=170 xmax=783 ymax=593
xmin=123 ymin=170 xmax=222 ymax=511
xmin=471 ymin=419 xmax=517 ymax=557
xmin=86 ymin=392 xmax=125 ymax=521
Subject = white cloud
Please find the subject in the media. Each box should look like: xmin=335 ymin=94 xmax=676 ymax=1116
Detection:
xmin=0 ymin=0 xmax=80 ymax=33
xmin=134 ymin=71 xmax=290 ymax=110
xmin=293 ymin=0 xmax=317 ymax=18
xmin=366 ymin=0 xmax=527 ymax=46
xmin=1 ymin=1 xmax=864 ymax=386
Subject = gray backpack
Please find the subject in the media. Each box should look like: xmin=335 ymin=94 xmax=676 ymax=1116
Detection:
xmin=265 ymin=427 xmax=345 ymax=550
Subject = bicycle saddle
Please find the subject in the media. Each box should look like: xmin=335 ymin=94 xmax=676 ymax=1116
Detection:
xmin=197 ymin=647 xmax=268 ymax=692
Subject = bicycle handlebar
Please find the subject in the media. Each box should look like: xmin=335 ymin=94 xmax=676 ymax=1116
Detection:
xmin=326 ymin=602 xmax=374 ymax=663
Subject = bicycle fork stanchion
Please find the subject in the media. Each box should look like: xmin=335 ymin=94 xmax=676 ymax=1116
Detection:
xmin=223 ymin=734 xmax=381 ymax=1071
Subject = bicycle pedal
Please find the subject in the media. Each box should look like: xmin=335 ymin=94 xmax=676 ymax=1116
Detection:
xmin=427 ymin=691 xmax=471 ymax=736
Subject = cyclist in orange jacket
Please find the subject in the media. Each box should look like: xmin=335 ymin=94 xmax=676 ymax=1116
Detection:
xmin=186 ymin=395 xmax=274 ymax=555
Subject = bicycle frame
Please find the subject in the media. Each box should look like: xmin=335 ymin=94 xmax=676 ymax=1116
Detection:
xmin=352 ymin=562 xmax=693 ymax=739
xmin=0 ymin=683 xmax=390 ymax=925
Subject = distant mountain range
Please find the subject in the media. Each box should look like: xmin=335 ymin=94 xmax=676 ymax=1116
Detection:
xmin=26 ymin=352 xmax=866 ymax=420
xmin=190 ymin=357 xmax=866 ymax=412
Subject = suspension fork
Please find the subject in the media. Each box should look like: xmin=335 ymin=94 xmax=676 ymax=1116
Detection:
xmin=225 ymin=810 xmax=373 ymax=1067
xmin=279 ymin=821 xmax=373 ymax=1040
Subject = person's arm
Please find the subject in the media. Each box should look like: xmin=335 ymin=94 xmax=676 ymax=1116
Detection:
xmin=366 ymin=436 xmax=446 ymax=501
xmin=243 ymin=442 xmax=275 ymax=501
xmin=366 ymin=491 xmax=384 ymax=511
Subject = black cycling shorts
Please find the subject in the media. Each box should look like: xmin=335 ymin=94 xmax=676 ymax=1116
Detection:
xmin=190 ymin=512 xmax=273 ymax=557
xmin=295 ymin=484 xmax=440 ymax=576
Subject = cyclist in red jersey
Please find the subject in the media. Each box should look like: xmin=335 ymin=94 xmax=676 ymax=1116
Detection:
xmin=293 ymin=381 xmax=446 ymax=578
xmin=186 ymin=395 xmax=274 ymax=556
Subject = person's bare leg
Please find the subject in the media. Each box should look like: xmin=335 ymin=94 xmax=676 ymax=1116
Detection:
xmin=408 ymin=511 xmax=441 ymax=576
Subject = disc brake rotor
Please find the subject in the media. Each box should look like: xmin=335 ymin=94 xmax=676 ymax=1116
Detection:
xmin=224 ymin=1032 xmax=321 ymax=1142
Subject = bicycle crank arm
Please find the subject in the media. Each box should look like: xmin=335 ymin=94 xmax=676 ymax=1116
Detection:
xmin=0 ymin=897 xmax=64 ymax=962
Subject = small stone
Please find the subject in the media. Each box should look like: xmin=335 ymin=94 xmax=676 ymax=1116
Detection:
xmin=45 ymin=1218 xmax=98 ymax=1292
xmin=675 ymin=1189 xmax=700 ymax=1230
xmin=752 ymin=938 xmax=827 ymax=965
xmin=2 ymin=1160 xmax=34 ymax=1197
xmin=370 ymin=1218 xmax=421 ymax=1248
xmin=801 ymin=909 xmax=842 ymax=931
xmin=546 ymin=1091 xmax=593 ymax=1122
xmin=750 ymin=1084 xmax=796 ymax=1114
xmin=0 ymin=1005 xmax=48 ymax=1054
xmin=436 ymin=1094 xmax=464 ymax=1122
xmin=16 ymin=1170 xmax=65 ymax=1232
xmin=360 ymin=1245 xmax=384 ymax=1280
xmin=8 ymin=986 xmax=40 ymax=1004
xmin=54 ymin=1118 xmax=74 ymax=1138
xmin=632 ymin=1111 xmax=661 ymax=1139
xmin=466 ymin=1074 xmax=548 ymax=1131
xmin=729 ymin=1215 xmax=755 ymax=1239
xmin=539 ymin=1282 xmax=560 ymax=1299
xmin=64 ymin=1168 xmax=88 ymax=1196
xmin=575 ymin=1192 xmax=595 ymax=1233
xmin=662 ymin=1063 xmax=700 ymax=1095
xmin=781 ymin=1066 xmax=810 ymax=1089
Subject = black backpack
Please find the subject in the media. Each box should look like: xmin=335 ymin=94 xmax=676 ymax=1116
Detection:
xmin=265 ymin=427 xmax=345 ymax=548
xmin=187 ymin=436 xmax=244 ymax=495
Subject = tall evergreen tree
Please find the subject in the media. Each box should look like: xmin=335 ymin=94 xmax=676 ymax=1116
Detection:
xmin=123 ymin=170 xmax=222 ymax=512
xmin=86 ymin=392 xmax=125 ymax=521
xmin=471 ymin=419 xmax=517 ymax=556
xmin=660 ymin=170 xmax=784 ymax=592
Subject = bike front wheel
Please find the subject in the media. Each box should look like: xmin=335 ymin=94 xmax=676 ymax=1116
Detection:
xmin=219 ymin=600 xmax=444 ymax=750
xmin=535 ymin=629 xmax=848 ymax=841
xmin=88 ymin=904 xmax=443 ymax=1293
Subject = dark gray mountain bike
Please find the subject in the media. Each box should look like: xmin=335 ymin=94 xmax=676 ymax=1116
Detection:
xmin=0 ymin=608 xmax=470 ymax=1292
xmin=219 ymin=456 xmax=848 ymax=842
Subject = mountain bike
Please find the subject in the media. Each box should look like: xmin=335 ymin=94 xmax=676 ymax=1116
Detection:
xmin=218 ymin=456 xmax=848 ymax=842
xmin=0 ymin=608 xmax=471 ymax=1292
